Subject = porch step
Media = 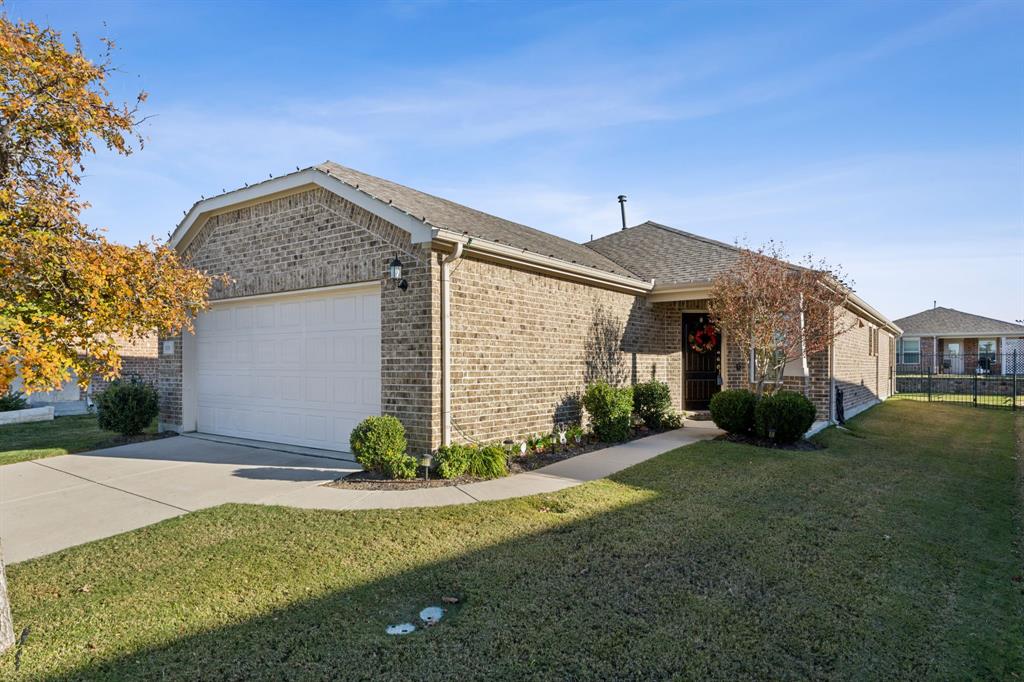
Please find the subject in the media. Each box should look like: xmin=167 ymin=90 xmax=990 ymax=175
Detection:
xmin=684 ymin=410 xmax=714 ymax=421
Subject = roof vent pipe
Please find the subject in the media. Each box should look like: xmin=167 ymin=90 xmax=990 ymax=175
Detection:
xmin=618 ymin=195 xmax=628 ymax=230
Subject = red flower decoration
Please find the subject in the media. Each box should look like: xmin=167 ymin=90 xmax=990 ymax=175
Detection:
xmin=688 ymin=323 xmax=718 ymax=354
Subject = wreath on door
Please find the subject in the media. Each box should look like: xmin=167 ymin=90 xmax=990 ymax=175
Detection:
xmin=688 ymin=323 xmax=719 ymax=354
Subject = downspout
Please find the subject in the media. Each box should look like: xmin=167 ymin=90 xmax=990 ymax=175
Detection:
xmin=441 ymin=241 xmax=464 ymax=447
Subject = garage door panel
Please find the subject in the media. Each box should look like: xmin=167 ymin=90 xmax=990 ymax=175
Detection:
xmin=279 ymin=376 xmax=303 ymax=402
xmin=306 ymin=337 xmax=329 ymax=364
xmin=306 ymin=376 xmax=328 ymax=403
xmin=362 ymin=377 xmax=381 ymax=403
xmin=195 ymin=287 xmax=380 ymax=452
xmin=234 ymin=305 xmax=253 ymax=329
xmin=332 ymin=337 xmax=357 ymax=364
xmin=331 ymin=297 xmax=357 ymax=324
xmin=360 ymin=294 xmax=380 ymax=325
xmin=255 ymin=304 xmax=275 ymax=327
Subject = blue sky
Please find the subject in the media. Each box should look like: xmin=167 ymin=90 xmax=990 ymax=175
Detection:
xmin=12 ymin=0 xmax=1024 ymax=322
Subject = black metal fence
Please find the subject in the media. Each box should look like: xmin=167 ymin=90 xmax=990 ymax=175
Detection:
xmin=894 ymin=350 xmax=1021 ymax=410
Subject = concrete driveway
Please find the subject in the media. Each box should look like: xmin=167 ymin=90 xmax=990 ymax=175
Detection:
xmin=0 ymin=436 xmax=358 ymax=564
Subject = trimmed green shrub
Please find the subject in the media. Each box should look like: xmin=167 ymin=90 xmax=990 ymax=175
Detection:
xmin=633 ymin=380 xmax=672 ymax=428
xmin=661 ymin=411 xmax=683 ymax=430
xmin=94 ymin=379 xmax=158 ymax=436
xmin=0 ymin=391 xmax=29 ymax=412
xmin=582 ymin=381 xmax=634 ymax=443
xmin=466 ymin=444 xmax=508 ymax=479
xmin=755 ymin=391 xmax=816 ymax=443
xmin=381 ymin=452 xmax=418 ymax=480
xmin=709 ymin=389 xmax=758 ymax=435
xmin=434 ymin=444 xmax=471 ymax=479
xmin=349 ymin=415 xmax=407 ymax=474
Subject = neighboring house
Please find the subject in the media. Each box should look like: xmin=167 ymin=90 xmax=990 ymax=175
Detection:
xmin=9 ymin=334 xmax=159 ymax=412
xmin=893 ymin=306 xmax=1024 ymax=375
xmin=158 ymin=163 xmax=899 ymax=454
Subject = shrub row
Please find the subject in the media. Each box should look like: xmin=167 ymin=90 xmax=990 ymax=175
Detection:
xmin=433 ymin=443 xmax=508 ymax=480
xmin=350 ymin=417 xmax=509 ymax=481
xmin=350 ymin=378 xmax=685 ymax=481
xmin=582 ymin=379 xmax=681 ymax=443
xmin=709 ymin=389 xmax=816 ymax=443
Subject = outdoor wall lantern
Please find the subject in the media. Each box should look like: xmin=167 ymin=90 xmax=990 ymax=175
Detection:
xmin=389 ymin=257 xmax=408 ymax=291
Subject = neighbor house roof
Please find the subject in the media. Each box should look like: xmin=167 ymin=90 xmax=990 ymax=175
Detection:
xmin=316 ymin=162 xmax=639 ymax=279
xmin=585 ymin=221 xmax=740 ymax=284
xmin=893 ymin=307 xmax=1024 ymax=337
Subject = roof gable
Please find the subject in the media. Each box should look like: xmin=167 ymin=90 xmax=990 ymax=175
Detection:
xmin=893 ymin=307 xmax=1024 ymax=336
xmin=585 ymin=221 xmax=740 ymax=284
xmin=169 ymin=167 xmax=435 ymax=250
xmin=169 ymin=162 xmax=640 ymax=281
xmin=316 ymin=163 xmax=638 ymax=278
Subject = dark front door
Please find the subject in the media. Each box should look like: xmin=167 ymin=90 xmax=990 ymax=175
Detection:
xmin=682 ymin=313 xmax=721 ymax=410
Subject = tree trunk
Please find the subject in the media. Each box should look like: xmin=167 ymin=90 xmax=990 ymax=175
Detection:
xmin=0 ymin=552 xmax=14 ymax=653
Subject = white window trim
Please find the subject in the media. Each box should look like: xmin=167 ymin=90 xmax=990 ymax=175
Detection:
xmin=899 ymin=337 xmax=920 ymax=364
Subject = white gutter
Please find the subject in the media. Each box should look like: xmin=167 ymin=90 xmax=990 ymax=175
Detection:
xmin=647 ymin=281 xmax=713 ymax=303
xmin=846 ymin=292 xmax=902 ymax=335
xmin=432 ymin=228 xmax=652 ymax=295
xmin=169 ymin=168 xmax=434 ymax=252
xmin=440 ymin=241 xmax=464 ymax=447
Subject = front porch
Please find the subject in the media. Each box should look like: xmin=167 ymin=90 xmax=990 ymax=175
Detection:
xmin=648 ymin=285 xmax=824 ymax=418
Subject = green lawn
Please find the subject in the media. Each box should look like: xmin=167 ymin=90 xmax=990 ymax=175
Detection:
xmin=2 ymin=401 xmax=1021 ymax=679
xmin=890 ymin=392 xmax=1024 ymax=408
xmin=0 ymin=414 xmax=157 ymax=466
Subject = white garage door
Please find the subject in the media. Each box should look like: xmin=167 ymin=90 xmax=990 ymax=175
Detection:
xmin=195 ymin=286 xmax=380 ymax=451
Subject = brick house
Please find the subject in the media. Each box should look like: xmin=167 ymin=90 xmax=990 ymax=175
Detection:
xmin=11 ymin=334 xmax=159 ymax=410
xmin=893 ymin=306 xmax=1024 ymax=375
xmin=158 ymin=163 xmax=899 ymax=454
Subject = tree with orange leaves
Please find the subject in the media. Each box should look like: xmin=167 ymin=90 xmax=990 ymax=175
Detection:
xmin=708 ymin=242 xmax=854 ymax=396
xmin=0 ymin=15 xmax=215 ymax=396
xmin=1 ymin=14 xmax=222 ymax=652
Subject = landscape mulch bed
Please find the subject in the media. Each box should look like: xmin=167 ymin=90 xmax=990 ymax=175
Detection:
xmin=328 ymin=426 xmax=674 ymax=491
xmin=715 ymin=432 xmax=823 ymax=451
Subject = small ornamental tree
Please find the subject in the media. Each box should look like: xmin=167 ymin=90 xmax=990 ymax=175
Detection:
xmin=0 ymin=15 xmax=223 ymax=651
xmin=0 ymin=16 xmax=218 ymax=396
xmin=708 ymin=242 xmax=854 ymax=396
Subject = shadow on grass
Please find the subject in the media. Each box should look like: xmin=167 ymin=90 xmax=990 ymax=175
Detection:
xmin=12 ymin=404 xmax=1023 ymax=680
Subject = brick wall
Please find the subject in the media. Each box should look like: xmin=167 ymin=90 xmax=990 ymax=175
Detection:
xmin=91 ymin=334 xmax=159 ymax=392
xmin=721 ymin=338 xmax=831 ymax=418
xmin=159 ymin=188 xmax=439 ymax=452
xmin=721 ymin=307 xmax=894 ymax=421
xmin=832 ymin=309 xmax=895 ymax=414
xmin=446 ymin=256 xmax=682 ymax=445
xmin=159 ymin=184 xmax=896 ymax=450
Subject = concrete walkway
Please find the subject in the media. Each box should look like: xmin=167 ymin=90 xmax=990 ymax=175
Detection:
xmin=1 ymin=438 xmax=359 ymax=564
xmin=266 ymin=420 xmax=722 ymax=510
xmin=1 ymin=421 xmax=721 ymax=563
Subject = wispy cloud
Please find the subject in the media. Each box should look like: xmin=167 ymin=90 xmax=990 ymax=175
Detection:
xmin=68 ymin=0 xmax=1021 ymax=323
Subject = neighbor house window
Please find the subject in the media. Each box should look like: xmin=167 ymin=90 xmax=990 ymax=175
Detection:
xmin=899 ymin=337 xmax=920 ymax=364
xmin=978 ymin=339 xmax=996 ymax=362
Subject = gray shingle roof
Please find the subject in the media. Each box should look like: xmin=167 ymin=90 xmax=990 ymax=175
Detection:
xmin=585 ymin=221 xmax=741 ymax=285
xmin=315 ymin=162 xmax=639 ymax=279
xmin=893 ymin=307 xmax=1024 ymax=336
